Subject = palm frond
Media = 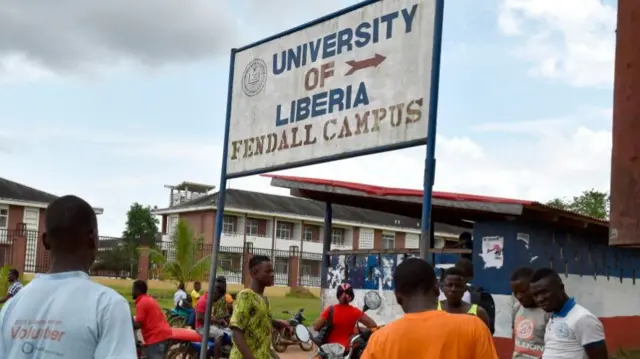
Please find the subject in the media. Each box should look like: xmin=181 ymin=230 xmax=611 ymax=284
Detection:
xmin=147 ymin=248 xmax=168 ymax=266
xmin=140 ymin=219 xmax=215 ymax=285
xmin=188 ymin=254 xmax=212 ymax=282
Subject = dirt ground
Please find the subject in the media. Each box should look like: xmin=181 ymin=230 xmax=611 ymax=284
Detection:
xmin=277 ymin=345 xmax=316 ymax=359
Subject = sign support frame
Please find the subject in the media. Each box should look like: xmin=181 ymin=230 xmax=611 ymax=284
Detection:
xmin=199 ymin=1 xmax=445 ymax=356
xmin=420 ymin=0 xmax=445 ymax=262
xmin=199 ymin=48 xmax=237 ymax=359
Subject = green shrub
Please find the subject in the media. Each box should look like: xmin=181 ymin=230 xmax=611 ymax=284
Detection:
xmin=0 ymin=266 xmax=9 ymax=296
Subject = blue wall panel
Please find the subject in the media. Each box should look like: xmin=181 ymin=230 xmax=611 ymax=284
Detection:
xmin=472 ymin=221 xmax=640 ymax=296
xmin=324 ymin=221 xmax=640 ymax=293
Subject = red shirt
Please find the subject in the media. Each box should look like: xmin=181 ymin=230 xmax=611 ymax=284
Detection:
xmin=321 ymin=304 xmax=363 ymax=348
xmin=195 ymin=293 xmax=208 ymax=329
xmin=135 ymin=294 xmax=172 ymax=345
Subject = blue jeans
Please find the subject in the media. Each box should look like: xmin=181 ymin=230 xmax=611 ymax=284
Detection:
xmin=145 ymin=340 xmax=169 ymax=359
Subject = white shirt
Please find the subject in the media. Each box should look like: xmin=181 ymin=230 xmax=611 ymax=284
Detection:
xmin=174 ymin=289 xmax=187 ymax=307
xmin=542 ymin=300 xmax=605 ymax=359
xmin=0 ymin=271 xmax=137 ymax=359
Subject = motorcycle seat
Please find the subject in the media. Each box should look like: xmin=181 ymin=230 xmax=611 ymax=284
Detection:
xmin=171 ymin=328 xmax=202 ymax=342
xmin=190 ymin=341 xmax=215 ymax=354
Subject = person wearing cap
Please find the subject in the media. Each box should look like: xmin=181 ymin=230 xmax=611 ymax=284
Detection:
xmin=312 ymin=283 xmax=377 ymax=349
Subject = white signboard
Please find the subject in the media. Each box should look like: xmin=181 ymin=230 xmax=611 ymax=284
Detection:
xmin=227 ymin=0 xmax=437 ymax=176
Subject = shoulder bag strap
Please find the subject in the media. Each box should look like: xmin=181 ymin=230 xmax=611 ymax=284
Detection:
xmin=326 ymin=305 xmax=335 ymax=328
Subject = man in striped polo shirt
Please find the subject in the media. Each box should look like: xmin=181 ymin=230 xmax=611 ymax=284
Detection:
xmin=0 ymin=269 xmax=23 ymax=304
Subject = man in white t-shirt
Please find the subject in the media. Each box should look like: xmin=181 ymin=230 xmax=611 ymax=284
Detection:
xmin=529 ymin=268 xmax=608 ymax=359
xmin=0 ymin=195 xmax=137 ymax=359
xmin=174 ymin=282 xmax=188 ymax=308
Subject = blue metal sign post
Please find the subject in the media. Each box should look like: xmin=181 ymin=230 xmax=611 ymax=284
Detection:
xmin=420 ymin=0 xmax=445 ymax=262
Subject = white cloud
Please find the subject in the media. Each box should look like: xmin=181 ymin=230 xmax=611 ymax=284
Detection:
xmin=0 ymin=0 xmax=240 ymax=81
xmin=0 ymin=109 xmax=611 ymax=237
xmin=0 ymin=0 xmax=614 ymax=238
xmin=498 ymin=0 xmax=616 ymax=87
xmin=224 ymin=109 xmax=611 ymax=215
xmin=9 ymin=110 xmax=610 ymax=237
xmin=0 ymin=0 xmax=352 ymax=82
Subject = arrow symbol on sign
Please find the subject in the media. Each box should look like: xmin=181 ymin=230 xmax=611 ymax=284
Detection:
xmin=344 ymin=54 xmax=387 ymax=76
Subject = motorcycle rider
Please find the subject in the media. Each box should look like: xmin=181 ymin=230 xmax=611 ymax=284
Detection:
xmin=312 ymin=282 xmax=377 ymax=350
xmin=438 ymin=266 xmax=491 ymax=328
xmin=133 ymin=279 xmax=173 ymax=359
xmin=196 ymin=278 xmax=231 ymax=359
xmin=216 ymin=276 xmax=234 ymax=311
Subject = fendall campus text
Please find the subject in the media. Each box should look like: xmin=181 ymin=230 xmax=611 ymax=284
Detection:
xmin=230 ymin=3 xmax=426 ymax=162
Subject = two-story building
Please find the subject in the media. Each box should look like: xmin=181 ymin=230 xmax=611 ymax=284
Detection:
xmin=0 ymin=177 xmax=104 ymax=272
xmin=152 ymin=181 xmax=465 ymax=286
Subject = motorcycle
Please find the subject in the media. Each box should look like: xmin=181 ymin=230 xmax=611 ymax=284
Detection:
xmin=166 ymin=326 xmax=281 ymax=359
xmin=166 ymin=326 xmax=232 ymax=359
xmin=164 ymin=307 xmax=193 ymax=328
xmin=293 ymin=290 xmax=382 ymax=359
xmin=136 ymin=339 xmax=146 ymax=359
xmin=271 ymin=308 xmax=313 ymax=353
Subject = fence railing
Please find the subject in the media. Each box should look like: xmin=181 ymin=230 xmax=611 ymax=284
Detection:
xmin=0 ymin=230 xmax=322 ymax=287
xmin=159 ymin=241 xmax=321 ymax=287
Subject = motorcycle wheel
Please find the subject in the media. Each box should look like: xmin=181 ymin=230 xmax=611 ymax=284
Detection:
xmin=271 ymin=330 xmax=288 ymax=353
xmin=167 ymin=347 xmax=197 ymax=359
xmin=298 ymin=339 xmax=313 ymax=351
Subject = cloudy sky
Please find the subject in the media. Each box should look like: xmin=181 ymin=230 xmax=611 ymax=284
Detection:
xmin=0 ymin=0 xmax=616 ymax=236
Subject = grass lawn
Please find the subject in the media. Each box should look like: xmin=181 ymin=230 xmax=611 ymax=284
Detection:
xmin=110 ymin=285 xmax=321 ymax=321
xmin=48 ymin=277 xmax=323 ymax=322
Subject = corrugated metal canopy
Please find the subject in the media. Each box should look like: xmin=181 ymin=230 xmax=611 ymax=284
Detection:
xmin=265 ymin=174 xmax=609 ymax=232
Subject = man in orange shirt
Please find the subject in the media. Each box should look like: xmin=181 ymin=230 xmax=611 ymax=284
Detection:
xmin=360 ymin=258 xmax=498 ymax=359
xmin=133 ymin=280 xmax=173 ymax=359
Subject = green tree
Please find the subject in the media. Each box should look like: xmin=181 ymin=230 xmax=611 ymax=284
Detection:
xmin=546 ymin=189 xmax=610 ymax=220
xmin=122 ymin=203 xmax=160 ymax=246
xmin=92 ymin=245 xmax=132 ymax=278
xmin=148 ymin=219 xmax=211 ymax=284
xmin=546 ymin=198 xmax=570 ymax=210
xmin=103 ymin=203 xmax=160 ymax=277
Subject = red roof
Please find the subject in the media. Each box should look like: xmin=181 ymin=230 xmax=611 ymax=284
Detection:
xmin=263 ymin=174 xmax=533 ymax=205
xmin=263 ymin=174 xmax=608 ymax=226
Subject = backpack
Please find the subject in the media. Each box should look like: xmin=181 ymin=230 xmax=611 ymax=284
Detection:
xmin=468 ymin=285 xmax=496 ymax=334
xmin=314 ymin=306 xmax=334 ymax=345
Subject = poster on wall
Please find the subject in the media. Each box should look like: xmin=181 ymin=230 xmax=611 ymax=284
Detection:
xmin=480 ymin=236 xmax=504 ymax=269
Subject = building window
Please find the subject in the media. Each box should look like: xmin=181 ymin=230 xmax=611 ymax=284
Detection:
xmin=0 ymin=207 xmax=7 ymax=229
xmin=302 ymin=265 xmax=311 ymax=276
xmin=276 ymin=222 xmax=293 ymax=240
xmin=220 ymin=258 xmax=232 ymax=270
xmin=331 ymin=228 xmax=344 ymax=246
xmin=303 ymin=227 xmax=314 ymax=242
xmin=275 ymin=258 xmax=288 ymax=274
xmin=167 ymin=215 xmax=179 ymax=236
xmin=246 ymin=219 xmax=259 ymax=236
xmin=222 ymin=216 xmax=236 ymax=233
xmin=382 ymin=233 xmax=395 ymax=249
